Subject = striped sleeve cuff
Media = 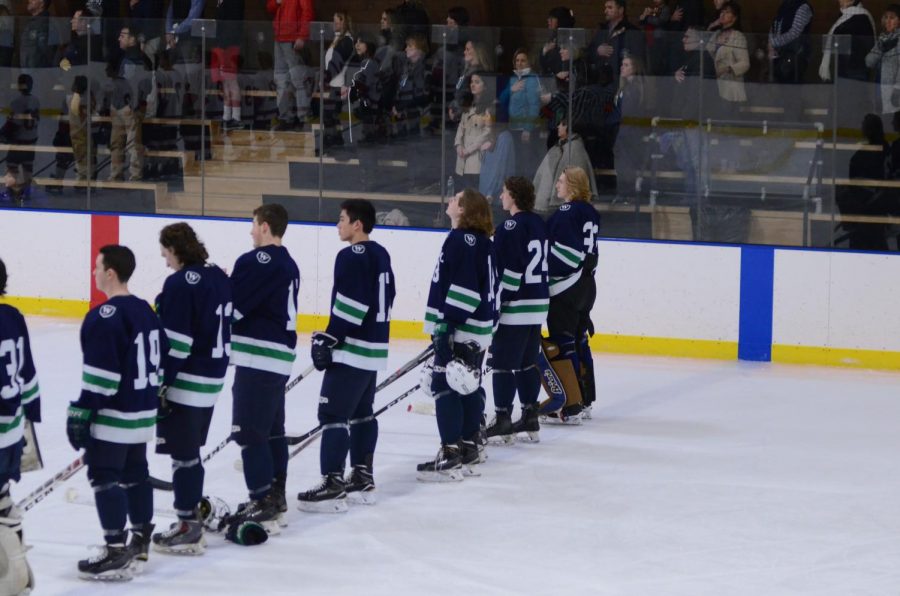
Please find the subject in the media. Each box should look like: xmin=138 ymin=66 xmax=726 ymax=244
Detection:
xmin=20 ymin=376 xmax=39 ymax=405
xmin=551 ymin=241 xmax=585 ymax=269
xmin=164 ymin=328 xmax=193 ymax=359
xmin=82 ymin=365 xmax=121 ymax=396
xmin=446 ymin=284 xmax=481 ymax=313
xmin=332 ymin=292 xmax=370 ymax=326
xmin=500 ymin=269 xmax=523 ymax=292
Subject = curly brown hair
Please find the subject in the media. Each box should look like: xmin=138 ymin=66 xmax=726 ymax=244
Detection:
xmin=159 ymin=222 xmax=209 ymax=267
xmin=457 ymin=189 xmax=494 ymax=237
xmin=503 ymin=176 xmax=536 ymax=212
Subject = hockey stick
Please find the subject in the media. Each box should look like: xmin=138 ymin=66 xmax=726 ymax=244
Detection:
xmin=285 ymin=346 xmax=433 ymax=446
xmin=150 ymin=363 xmax=319 ymax=491
xmin=18 ymin=456 xmax=84 ymax=512
xmin=288 ymin=382 xmax=424 ymax=460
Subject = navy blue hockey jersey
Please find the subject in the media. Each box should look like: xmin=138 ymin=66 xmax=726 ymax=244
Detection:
xmin=547 ymin=201 xmax=601 ymax=296
xmin=230 ymin=245 xmax=300 ymax=376
xmin=156 ymin=264 xmax=233 ymax=408
xmin=326 ymin=241 xmax=395 ymax=371
xmin=424 ymin=229 xmax=498 ymax=349
xmin=0 ymin=305 xmax=40 ymax=449
xmin=76 ymin=295 xmax=168 ymax=444
xmin=494 ymin=211 xmax=550 ymax=325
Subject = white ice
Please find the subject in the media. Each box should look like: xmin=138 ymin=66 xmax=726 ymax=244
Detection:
xmin=15 ymin=315 xmax=900 ymax=595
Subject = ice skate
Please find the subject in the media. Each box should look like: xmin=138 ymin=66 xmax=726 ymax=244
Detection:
xmin=77 ymin=545 xmax=134 ymax=582
xmin=416 ymin=444 xmax=463 ymax=482
xmin=458 ymin=439 xmax=483 ymax=477
xmin=540 ymin=403 xmax=583 ymax=426
xmin=152 ymin=520 xmax=206 ymax=555
xmin=581 ymin=403 xmax=593 ymax=420
xmin=297 ymin=473 xmax=349 ymax=513
xmin=345 ymin=465 xmax=376 ymax=505
xmin=512 ymin=404 xmax=541 ymax=442
xmin=127 ymin=523 xmax=154 ymax=573
xmin=272 ymin=475 xmax=289 ymax=527
xmin=485 ymin=411 xmax=515 ymax=445
xmin=228 ymin=494 xmax=282 ymax=535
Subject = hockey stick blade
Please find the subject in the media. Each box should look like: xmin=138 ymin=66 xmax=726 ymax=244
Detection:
xmin=149 ymin=362 xmax=318 ymax=490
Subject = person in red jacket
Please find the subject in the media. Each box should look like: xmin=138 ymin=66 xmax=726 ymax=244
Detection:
xmin=267 ymin=0 xmax=314 ymax=131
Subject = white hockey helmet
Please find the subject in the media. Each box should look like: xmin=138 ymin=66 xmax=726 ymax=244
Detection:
xmin=446 ymin=358 xmax=481 ymax=395
xmin=419 ymin=357 xmax=436 ymax=398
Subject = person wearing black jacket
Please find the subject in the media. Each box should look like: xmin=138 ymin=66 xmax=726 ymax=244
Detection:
xmin=819 ymin=0 xmax=876 ymax=82
xmin=768 ymin=0 xmax=813 ymax=84
xmin=586 ymin=0 xmax=644 ymax=86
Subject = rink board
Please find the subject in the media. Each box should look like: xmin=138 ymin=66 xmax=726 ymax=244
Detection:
xmin=1 ymin=208 xmax=899 ymax=370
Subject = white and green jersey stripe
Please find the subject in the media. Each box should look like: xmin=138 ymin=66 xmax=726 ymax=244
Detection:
xmin=446 ymin=284 xmax=481 ymax=313
xmin=549 ymin=271 xmax=581 ymax=297
xmin=333 ymin=337 xmax=390 ymax=371
xmin=332 ymin=292 xmax=370 ymax=326
xmin=91 ymin=408 xmax=157 ymax=444
xmin=0 ymin=406 xmax=24 ymax=449
xmin=166 ymin=372 xmax=226 ymax=408
xmin=423 ymin=312 xmax=495 ymax=349
xmin=164 ymin=328 xmax=193 ymax=359
xmin=19 ymin=375 xmax=39 ymax=407
xmin=500 ymin=269 xmax=523 ymax=293
xmin=500 ymin=298 xmax=550 ymax=325
xmin=231 ymin=334 xmax=296 ymax=376
xmin=550 ymin=241 xmax=585 ymax=270
xmin=82 ymin=365 xmax=122 ymax=397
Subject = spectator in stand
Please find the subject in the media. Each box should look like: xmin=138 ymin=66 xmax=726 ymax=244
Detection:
xmin=670 ymin=0 xmax=705 ymax=30
xmin=454 ymin=72 xmax=494 ymax=190
xmin=708 ymin=2 xmax=749 ymax=117
xmin=128 ymin=0 xmax=165 ymax=61
xmin=427 ymin=6 xmax=467 ymax=131
xmin=0 ymin=164 xmax=48 ymax=208
xmin=108 ymin=26 xmax=152 ymax=181
xmin=707 ymin=0 xmax=729 ymax=31
xmin=268 ymin=0 xmax=314 ymax=131
xmin=344 ymin=36 xmax=381 ymax=143
xmin=0 ymin=75 xmax=40 ymax=183
xmin=69 ymin=75 xmax=96 ymax=186
xmin=819 ymin=0 xmax=876 ymax=83
xmin=449 ymin=40 xmax=493 ymax=122
xmin=213 ymin=0 xmax=245 ymax=132
xmin=639 ymin=0 xmax=671 ymax=75
xmin=866 ymin=5 xmax=900 ymax=114
xmin=768 ymin=0 xmax=814 ymax=84
xmin=611 ymin=54 xmax=646 ymax=201
xmin=533 ymin=118 xmax=597 ymax=216
xmin=322 ymin=10 xmax=354 ymax=150
xmin=499 ymin=49 xmax=542 ymax=176
xmin=586 ymin=0 xmax=643 ymax=86
xmin=376 ymin=8 xmax=402 ymax=116
xmin=391 ymin=33 xmax=429 ymax=139
xmin=540 ymin=6 xmax=575 ymax=79
xmin=20 ymin=0 xmax=59 ymax=70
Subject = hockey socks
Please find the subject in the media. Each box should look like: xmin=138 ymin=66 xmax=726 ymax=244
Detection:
xmin=492 ymin=369 xmax=517 ymax=411
xmin=516 ymin=365 xmax=541 ymax=406
xmin=349 ymin=416 xmax=377 ymax=468
xmin=269 ymin=434 xmax=288 ymax=480
xmin=172 ymin=456 xmax=204 ymax=520
xmin=91 ymin=478 xmax=128 ymax=545
xmin=435 ymin=392 xmax=463 ymax=445
xmin=241 ymin=444 xmax=274 ymax=499
xmin=319 ymin=417 xmax=350 ymax=475
xmin=460 ymin=388 xmax=485 ymax=440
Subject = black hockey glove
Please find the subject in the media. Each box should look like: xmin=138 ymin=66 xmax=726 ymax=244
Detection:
xmin=432 ymin=324 xmax=455 ymax=366
xmin=66 ymin=404 xmax=94 ymax=450
xmin=311 ymin=332 xmax=339 ymax=371
xmin=453 ymin=340 xmax=483 ymax=369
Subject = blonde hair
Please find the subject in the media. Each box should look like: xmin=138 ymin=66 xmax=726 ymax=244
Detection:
xmin=458 ymin=189 xmax=494 ymax=236
xmin=331 ymin=11 xmax=353 ymax=48
xmin=563 ymin=166 xmax=591 ymax=202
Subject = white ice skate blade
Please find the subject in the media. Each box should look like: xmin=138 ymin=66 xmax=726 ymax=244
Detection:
xmin=152 ymin=537 xmax=207 ymax=556
xmin=416 ymin=468 xmax=464 ymax=483
xmin=297 ymin=498 xmax=349 ymax=514
xmin=581 ymin=406 xmax=593 ymax=420
xmin=79 ymin=568 xmax=134 ymax=582
xmin=346 ymin=490 xmax=377 ymax=505
xmin=276 ymin=513 xmax=288 ymax=528
xmin=516 ymin=431 xmax=540 ymax=443
xmin=539 ymin=414 xmax=583 ymax=426
xmin=487 ymin=434 xmax=515 ymax=446
xmin=129 ymin=559 xmax=146 ymax=575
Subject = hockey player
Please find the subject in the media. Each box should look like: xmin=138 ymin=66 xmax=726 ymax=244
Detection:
xmin=297 ymin=199 xmax=395 ymax=512
xmin=485 ymin=177 xmax=549 ymax=444
xmin=0 ymin=258 xmax=38 ymax=594
xmin=227 ymin=204 xmax=300 ymax=531
xmin=543 ymin=166 xmax=600 ymax=422
xmin=67 ymin=245 xmax=167 ymax=581
xmin=152 ymin=223 xmax=233 ymax=554
xmin=418 ymin=189 xmax=498 ymax=481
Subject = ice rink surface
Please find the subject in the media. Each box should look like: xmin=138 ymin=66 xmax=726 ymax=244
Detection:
xmin=15 ymin=316 xmax=900 ymax=595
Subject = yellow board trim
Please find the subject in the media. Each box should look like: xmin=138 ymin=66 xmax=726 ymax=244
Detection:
xmin=591 ymin=333 xmax=738 ymax=360
xmin=0 ymin=296 xmax=90 ymax=318
xmin=772 ymin=344 xmax=900 ymax=370
xmin=296 ymin=315 xmax=430 ymax=340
